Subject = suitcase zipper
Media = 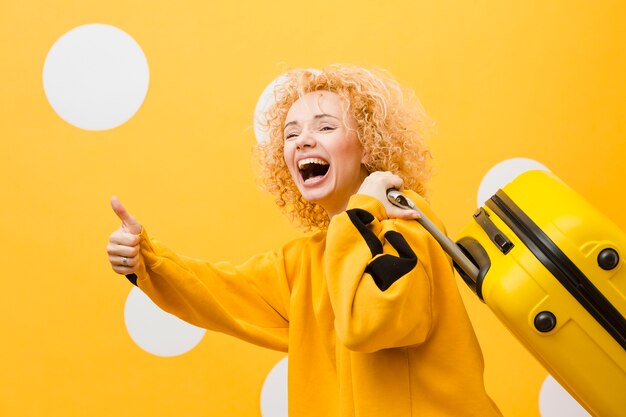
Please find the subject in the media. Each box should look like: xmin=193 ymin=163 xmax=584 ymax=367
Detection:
xmin=487 ymin=191 xmax=626 ymax=351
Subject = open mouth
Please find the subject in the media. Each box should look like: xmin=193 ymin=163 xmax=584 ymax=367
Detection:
xmin=298 ymin=157 xmax=330 ymax=183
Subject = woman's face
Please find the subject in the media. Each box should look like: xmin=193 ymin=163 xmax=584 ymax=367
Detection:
xmin=283 ymin=91 xmax=369 ymax=217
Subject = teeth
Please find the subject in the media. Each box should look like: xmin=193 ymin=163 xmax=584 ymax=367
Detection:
xmin=298 ymin=158 xmax=328 ymax=169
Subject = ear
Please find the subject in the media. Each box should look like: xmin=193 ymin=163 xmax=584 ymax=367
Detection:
xmin=360 ymin=150 xmax=369 ymax=166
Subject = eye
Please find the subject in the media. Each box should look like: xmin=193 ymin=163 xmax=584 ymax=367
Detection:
xmin=284 ymin=132 xmax=299 ymax=140
xmin=320 ymin=125 xmax=336 ymax=132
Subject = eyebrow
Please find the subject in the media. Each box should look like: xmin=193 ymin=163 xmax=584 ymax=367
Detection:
xmin=284 ymin=113 xmax=340 ymax=131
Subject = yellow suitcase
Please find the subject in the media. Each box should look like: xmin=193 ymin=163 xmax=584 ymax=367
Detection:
xmin=388 ymin=170 xmax=626 ymax=417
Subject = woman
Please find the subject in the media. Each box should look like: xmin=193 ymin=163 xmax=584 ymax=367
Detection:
xmin=107 ymin=65 xmax=501 ymax=417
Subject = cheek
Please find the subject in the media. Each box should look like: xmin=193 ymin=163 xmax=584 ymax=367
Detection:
xmin=340 ymin=138 xmax=365 ymax=165
xmin=283 ymin=143 xmax=296 ymax=170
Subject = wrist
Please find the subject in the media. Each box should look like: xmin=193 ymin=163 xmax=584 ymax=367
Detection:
xmin=348 ymin=194 xmax=387 ymax=220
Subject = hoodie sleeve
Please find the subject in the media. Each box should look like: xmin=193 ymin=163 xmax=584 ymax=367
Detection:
xmin=325 ymin=191 xmax=453 ymax=353
xmin=131 ymin=228 xmax=291 ymax=352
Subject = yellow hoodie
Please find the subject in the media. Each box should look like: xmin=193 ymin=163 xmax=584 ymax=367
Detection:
xmin=131 ymin=191 xmax=501 ymax=417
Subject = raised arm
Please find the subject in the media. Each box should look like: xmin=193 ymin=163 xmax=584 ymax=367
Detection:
xmin=106 ymin=197 xmax=291 ymax=351
xmin=325 ymin=179 xmax=451 ymax=353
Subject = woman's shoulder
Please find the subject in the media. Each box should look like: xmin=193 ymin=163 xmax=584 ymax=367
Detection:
xmin=280 ymin=229 xmax=326 ymax=253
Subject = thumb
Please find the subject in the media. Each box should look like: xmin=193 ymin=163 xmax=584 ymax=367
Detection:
xmin=111 ymin=196 xmax=142 ymax=235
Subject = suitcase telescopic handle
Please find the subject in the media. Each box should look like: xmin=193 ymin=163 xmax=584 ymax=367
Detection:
xmin=387 ymin=190 xmax=480 ymax=280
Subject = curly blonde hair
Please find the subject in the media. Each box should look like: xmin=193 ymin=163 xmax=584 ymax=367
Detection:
xmin=256 ymin=64 xmax=433 ymax=231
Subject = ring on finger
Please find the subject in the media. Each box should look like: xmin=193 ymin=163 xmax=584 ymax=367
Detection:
xmin=122 ymin=256 xmax=128 ymax=266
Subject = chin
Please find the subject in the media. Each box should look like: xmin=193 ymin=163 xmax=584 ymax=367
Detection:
xmin=299 ymin=190 xmax=327 ymax=205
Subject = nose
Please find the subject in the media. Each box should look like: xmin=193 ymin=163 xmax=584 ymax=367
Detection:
xmin=295 ymin=129 xmax=316 ymax=150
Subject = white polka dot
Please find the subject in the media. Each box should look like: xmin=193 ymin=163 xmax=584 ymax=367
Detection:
xmin=477 ymin=158 xmax=550 ymax=207
xmin=43 ymin=24 xmax=149 ymax=131
xmin=124 ymin=287 xmax=205 ymax=357
xmin=260 ymin=356 xmax=288 ymax=417
xmin=253 ymin=69 xmax=321 ymax=143
xmin=539 ymin=375 xmax=591 ymax=417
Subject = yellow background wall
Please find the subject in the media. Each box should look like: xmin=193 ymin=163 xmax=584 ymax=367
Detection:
xmin=1 ymin=1 xmax=624 ymax=416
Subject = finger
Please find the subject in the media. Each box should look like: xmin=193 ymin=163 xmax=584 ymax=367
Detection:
xmin=367 ymin=171 xmax=402 ymax=190
xmin=382 ymin=172 xmax=404 ymax=190
xmin=109 ymin=253 xmax=140 ymax=273
xmin=386 ymin=206 xmax=420 ymax=220
xmin=109 ymin=254 xmax=140 ymax=267
xmin=111 ymin=264 xmax=138 ymax=275
xmin=106 ymin=242 xmax=140 ymax=258
xmin=111 ymin=196 xmax=142 ymax=235
xmin=108 ymin=228 xmax=141 ymax=246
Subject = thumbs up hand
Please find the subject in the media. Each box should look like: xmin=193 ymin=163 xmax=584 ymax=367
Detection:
xmin=107 ymin=196 xmax=142 ymax=275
